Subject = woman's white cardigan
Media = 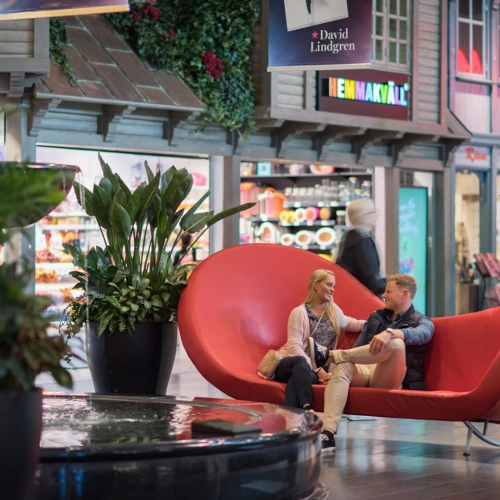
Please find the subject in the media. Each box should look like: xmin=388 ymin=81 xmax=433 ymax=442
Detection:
xmin=277 ymin=304 xmax=365 ymax=370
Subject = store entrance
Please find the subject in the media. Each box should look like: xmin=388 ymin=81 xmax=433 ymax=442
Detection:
xmin=455 ymin=170 xmax=483 ymax=315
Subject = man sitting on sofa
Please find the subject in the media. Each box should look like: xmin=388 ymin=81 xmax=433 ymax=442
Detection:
xmin=320 ymin=274 xmax=434 ymax=452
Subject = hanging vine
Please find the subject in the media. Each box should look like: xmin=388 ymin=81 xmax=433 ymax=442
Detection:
xmin=49 ymin=18 xmax=77 ymax=86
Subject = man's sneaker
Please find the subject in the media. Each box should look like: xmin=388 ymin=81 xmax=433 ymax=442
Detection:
xmin=320 ymin=430 xmax=336 ymax=452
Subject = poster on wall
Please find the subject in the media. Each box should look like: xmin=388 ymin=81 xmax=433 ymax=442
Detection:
xmin=399 ymin=187 xmax=428 ymax=314
xmin=0 ymin=1 xmax=128 ymax=21
xmin=268 ymin=0 xmax=373 ymax=71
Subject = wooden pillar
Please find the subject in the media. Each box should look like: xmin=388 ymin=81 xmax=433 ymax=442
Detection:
xmin=435 ymin=165 xmax=456 ymax=316
xmin=209 ymin=155 xmax=241 ymax=252
xmin=384 ymin=167 xmax=400 ymax=276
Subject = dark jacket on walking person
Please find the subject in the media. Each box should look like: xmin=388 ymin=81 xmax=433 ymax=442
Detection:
xmin=336 ymin=198 xmax=386 ymax=296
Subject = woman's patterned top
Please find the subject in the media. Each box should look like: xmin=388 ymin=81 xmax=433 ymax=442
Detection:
xmin=304 ymin=303 xmax=337 ymax=353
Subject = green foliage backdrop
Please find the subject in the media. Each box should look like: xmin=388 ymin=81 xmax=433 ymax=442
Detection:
xmin=50 ymin=0 xmax=261 ymax=132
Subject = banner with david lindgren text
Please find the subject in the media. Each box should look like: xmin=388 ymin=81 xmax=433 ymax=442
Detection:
xmin=268 ymin=0 xmax=373 ymax=71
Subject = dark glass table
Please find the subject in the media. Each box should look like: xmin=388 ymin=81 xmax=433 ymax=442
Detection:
xmin=34 ymin=395 xmax=325 ymax=500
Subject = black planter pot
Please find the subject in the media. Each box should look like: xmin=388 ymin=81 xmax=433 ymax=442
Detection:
xmin=0 ymin=388 xmax=42 ymax=500
xmin=87 ymin=322 xmax=178 ymax=395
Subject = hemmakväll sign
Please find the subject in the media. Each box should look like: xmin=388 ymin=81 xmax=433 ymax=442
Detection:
xmin=0 ymin=1 xmax=129 ymax=21
xmin=268 ymin=0 xmax=372 ymax=71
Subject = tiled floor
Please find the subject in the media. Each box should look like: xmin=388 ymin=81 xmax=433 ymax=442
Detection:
xmin=37 ymin=346 xmax=500 ymax=500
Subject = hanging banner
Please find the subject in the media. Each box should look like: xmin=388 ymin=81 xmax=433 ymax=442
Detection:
xmin=268 ymin=0 xmax=373 ymax=72
xmin=0 ymin=1 xmax=129 ymax=21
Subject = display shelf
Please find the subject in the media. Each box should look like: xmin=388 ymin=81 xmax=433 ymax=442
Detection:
xmin=41 ymin=224 xmax=101 ymax=231
xmin=249 ymin=217 xmax=338 ymax=227
xmin=282 ymin=202 xmax=347 ymax=209
xmin=241 ymin=173 xmax=372 ymax=182
xmin=36 ymin=282 xmax=76 ymax=290
xmin=36 ymin=262 xmax=75 ymax=268
xmin=49 ymin=212 xmax=92 ymax=218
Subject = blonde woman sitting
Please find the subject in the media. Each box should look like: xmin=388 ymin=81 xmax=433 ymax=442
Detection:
xmin=273 ymin=269 xmax=365 ymax=411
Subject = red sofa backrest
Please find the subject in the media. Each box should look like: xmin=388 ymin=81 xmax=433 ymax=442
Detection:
xmin=425 ymin=307 xmax=500 ymax=392
xmin=179 ymin=244 xmax=383 ymax=378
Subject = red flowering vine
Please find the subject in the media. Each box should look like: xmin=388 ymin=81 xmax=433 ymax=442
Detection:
xmin=202 ymin=51 xmax=224 ymax=79
xmin=130 ymin=9 xmax=141 ymax=21
xmin=141 ymin=5 xmax=160 ymax=20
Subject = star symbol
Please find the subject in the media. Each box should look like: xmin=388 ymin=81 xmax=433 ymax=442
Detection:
xmin=312 ymin=31 xmax=318 ymax=39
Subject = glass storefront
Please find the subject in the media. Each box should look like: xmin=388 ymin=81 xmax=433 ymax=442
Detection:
xmin=455 ymin=171 xmax=481 ymax=314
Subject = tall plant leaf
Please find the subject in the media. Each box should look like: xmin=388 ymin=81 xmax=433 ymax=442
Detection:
xmin=113 ymin=188 xmax=127 ymax=209
xmin=180 ymin=191 xmax=210 ymax=231
xmin=110 ymin=201 xmax=132 ymax=240
xmin=73 ymin=181 xmax=95 ymax=216
xmin=162 ymin=174 xmax=193 ymax=215
xmin=207 ymin=203 xmax=255 ymax=228
xmin=116 ymin=175 xmax=132 ymax=200
xmin=99 ymin=177 xmax=113 ymax=193
xmin=186 ymin=211 xmax=213 ymax=233
xmin=144 ymin=161 xmax=155 ymax=183
xmin=98 ymin=153 xmax=114 ymax=182
xmin=138 ymin=173 xmax=160 ymax=222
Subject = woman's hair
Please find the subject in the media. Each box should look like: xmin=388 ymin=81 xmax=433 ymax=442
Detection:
xmin=304 ymin=269 xmax=340 ymax=335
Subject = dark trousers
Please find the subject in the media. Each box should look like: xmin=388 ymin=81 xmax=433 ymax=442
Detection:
xmin=274 ymin=356 xmax=319 ymax=409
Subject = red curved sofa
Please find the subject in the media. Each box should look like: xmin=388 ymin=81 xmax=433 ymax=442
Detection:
xmin=178 ymin=244 xmax=500 ymax=452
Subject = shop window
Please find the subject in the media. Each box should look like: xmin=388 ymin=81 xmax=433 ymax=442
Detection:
xmin=457 ymin=0 xmax=485 ymax=76
xmin=372 ymin=0 xmax=410 ymax=68
xmin=455 ymin=171 xmax=481 ymax=315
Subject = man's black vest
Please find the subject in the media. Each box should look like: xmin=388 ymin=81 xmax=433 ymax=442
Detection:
xmin=362 ymin=305 xmax=429 ymax=390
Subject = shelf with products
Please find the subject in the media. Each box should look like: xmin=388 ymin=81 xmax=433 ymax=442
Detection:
xmin=41 ymin=224 xmax=101 ymax=231
xmin=239 ymin=161 xmax=372 ymax=259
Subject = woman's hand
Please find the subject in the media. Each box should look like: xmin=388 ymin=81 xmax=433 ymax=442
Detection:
xmin=317 ymin=368 xmax=331 ymax=385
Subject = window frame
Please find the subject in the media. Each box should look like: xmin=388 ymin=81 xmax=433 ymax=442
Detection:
xmin=372 ymin=0 xmax=412 ymax=71
xmin=456 ymin=0 xmax=488 ymax=79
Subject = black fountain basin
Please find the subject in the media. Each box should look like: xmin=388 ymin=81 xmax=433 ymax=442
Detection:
xmin=35 ymin=394 xmax=325 ymax=500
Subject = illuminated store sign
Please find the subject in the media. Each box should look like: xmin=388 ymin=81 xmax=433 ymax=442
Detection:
xmin=327 ymin=77 xmax=409 ymax=107
xmin=455 ymin=146 xmax=490 ymax=168
xmin=318 ymin=69 xmax=410 ymax=121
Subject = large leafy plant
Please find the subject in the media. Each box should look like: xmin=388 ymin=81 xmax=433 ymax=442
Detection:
xmin=63 ymin=154 xmax=254 ymax=337
xmin=0 ymin=161 xmax=73 ymax=391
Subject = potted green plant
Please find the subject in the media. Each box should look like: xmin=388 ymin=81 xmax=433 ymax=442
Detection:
xmin=62 ymin=154 xmax=254 ymax=395
xmin=0 ymin=160 xmax=76 ymax=500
